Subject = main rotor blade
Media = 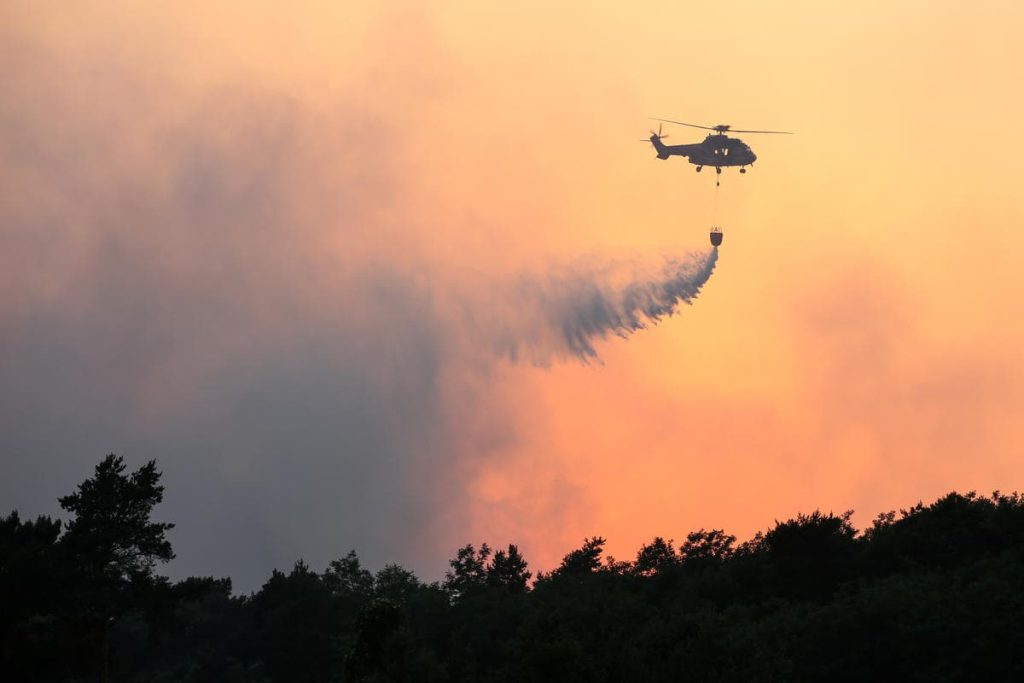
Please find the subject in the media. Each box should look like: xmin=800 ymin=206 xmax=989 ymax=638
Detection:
xmin=728 ymin=128 xmax=794 ymax=134
xmin=651 ymin=118 xmax=717 ymax=131
xmin=653 ymin=118 xmax=794 ymax=134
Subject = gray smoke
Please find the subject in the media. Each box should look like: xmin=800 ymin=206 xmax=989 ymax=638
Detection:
xmin=486 ymin=246 xmax=720 ymax=362
xmin=0 ymin=4 xmax=722 ymax=590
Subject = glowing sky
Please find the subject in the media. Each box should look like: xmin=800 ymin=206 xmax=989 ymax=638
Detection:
xmin=3 ymin=1 xmax=1022 ymax=589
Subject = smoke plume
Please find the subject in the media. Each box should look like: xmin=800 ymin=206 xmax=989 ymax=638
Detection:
xmin=0 ymin=3 xmax=726 ymax=588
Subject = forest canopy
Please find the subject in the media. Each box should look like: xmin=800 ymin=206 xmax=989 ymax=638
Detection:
xmin=3 ymin=454 xmax=1023 ymax=681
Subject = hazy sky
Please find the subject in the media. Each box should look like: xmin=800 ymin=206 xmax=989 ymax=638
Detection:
xmin=3 ymin=1 xmax=1023 ymax=590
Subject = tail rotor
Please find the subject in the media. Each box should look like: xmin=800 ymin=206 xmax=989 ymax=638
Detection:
xmin=638 ymin=123 xmax=670 ymax=143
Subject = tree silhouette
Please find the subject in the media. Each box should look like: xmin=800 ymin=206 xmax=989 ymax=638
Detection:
xmin=679 ymin=528 xmax=736 ymax=565
xmin=250 ymin=560 xmax=339 ymax=683
xmin=486 ymin=544 xmax=532 ymax=593
xmin=0 ymin=512 xmax=65 ymax=679
xmin=443 ymin=543 xmax=491 ymax=599
xmin=634 ymin=536 xmax=678 ymax=576
xmin=7 ymin=453 xmax=1024 ymax=681
xmin=323 ymin=550 xmax=375 ymax=600
xmin=552 ymin=536 xmax=606 ymax=577
xmin=57 ymin=454 xmax=174 ymax=681
xmin=374 ymin=563 xmax=422 ymax=605
xmin=755 ymin=510 xmax=858 ymax=600
xmin=58 ymin=454 xmax=174 ymax=579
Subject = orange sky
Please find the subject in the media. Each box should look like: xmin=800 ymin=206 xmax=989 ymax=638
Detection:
xmin=3 ymin=1 xmax=1023 ymax=582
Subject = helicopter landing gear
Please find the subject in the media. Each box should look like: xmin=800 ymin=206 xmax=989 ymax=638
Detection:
xmin=696 ymin=165 xmax=703 ymax=172
xmin=715 ymin=166 xmax=722 ymax=186
xmin=740 ymin=168 xmax=746 ymax=174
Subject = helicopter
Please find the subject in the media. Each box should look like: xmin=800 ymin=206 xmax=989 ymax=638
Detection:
xmin=645 ymin=119 xmax=792 ymax=182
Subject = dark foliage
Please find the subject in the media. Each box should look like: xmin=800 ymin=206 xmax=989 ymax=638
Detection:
xmin=486 ymin=545 xmax=532 ymax=593
xmin=551 ymin=536 xmax=606 ymax=577
xmin=4 ymin=456 xmax=1024 ymax=682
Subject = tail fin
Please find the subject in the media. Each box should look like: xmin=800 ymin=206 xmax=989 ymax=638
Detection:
xmin=650 ymin=134 xmax=671 ymax=160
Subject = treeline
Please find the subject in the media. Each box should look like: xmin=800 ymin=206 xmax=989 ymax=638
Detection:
xmin=3 ymin=456 xmax=1024 ymax=681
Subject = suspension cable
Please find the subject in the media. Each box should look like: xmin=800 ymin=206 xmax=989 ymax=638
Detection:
xmin=711 ymin=178 xmax=720 ymax=227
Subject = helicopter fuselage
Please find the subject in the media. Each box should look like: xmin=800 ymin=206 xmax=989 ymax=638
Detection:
xmin=650 ymin=133 xmax=756 ymax=168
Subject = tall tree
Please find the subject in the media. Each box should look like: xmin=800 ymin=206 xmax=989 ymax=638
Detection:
xmin=58 ymin=454 xmax=174 ymax=681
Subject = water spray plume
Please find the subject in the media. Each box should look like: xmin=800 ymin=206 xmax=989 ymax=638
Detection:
xmin=491 ymin=247 xmax=719 ymax=363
